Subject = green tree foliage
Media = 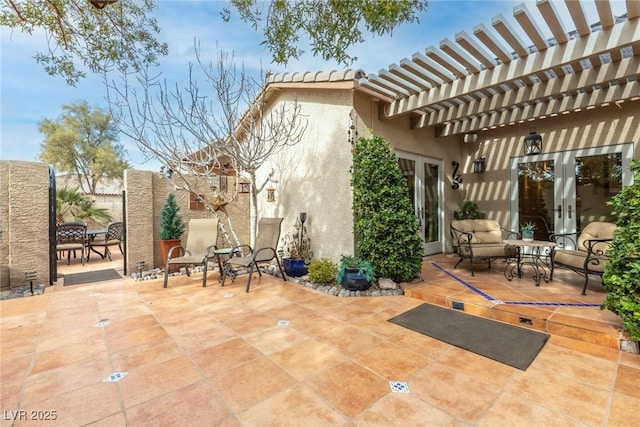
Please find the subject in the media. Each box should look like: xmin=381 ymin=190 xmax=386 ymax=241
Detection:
xmin=39 ymin=101 xmax=129 ymax=195
xmin=351 ymin=135 xmax=423 ymax=282
xmin=56 ymin=185 xmax=112 ymax=226
xmin=602 ymin=160 xmax=640 ymax=340
xmin=160 ymin=193 xmax=186 ymax=240
xmin=222 ymin=0 xmax=428 ymax=65
xmin=1 ymin=0 xmax=167 ymax=86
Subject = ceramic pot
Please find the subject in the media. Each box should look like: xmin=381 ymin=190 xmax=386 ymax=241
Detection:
xmin=283 ymin=258 xmax=307 ymax=277
xmin=340 ymin=268 xmax=373 ymax=291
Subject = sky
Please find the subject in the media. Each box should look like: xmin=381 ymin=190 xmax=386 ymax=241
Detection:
xmin=0 ymin=0 xmax=621 ymax=172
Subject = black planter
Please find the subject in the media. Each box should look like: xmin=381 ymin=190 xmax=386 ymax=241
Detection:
xmin=283 ymin=258 xmax=307 ymax=277
xmin=340 ymin=268 xmax=373 ymax=291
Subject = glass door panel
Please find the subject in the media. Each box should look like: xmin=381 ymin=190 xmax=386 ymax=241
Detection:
xmin=397 ymin=152 xmax=443 ymax=256
xmin=511 ymin=143 xmax=633 ymax=247
xmin=517 ymin=160 xmax=555 ymax=241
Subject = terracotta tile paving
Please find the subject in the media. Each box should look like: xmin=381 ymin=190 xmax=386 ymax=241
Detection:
xmin=1 ymin=252 xmax=639 ymax=426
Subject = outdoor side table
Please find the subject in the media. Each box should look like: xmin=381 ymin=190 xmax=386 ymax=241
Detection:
xmin=503 ymin=240 xmax=556 ymax=286
xmin=213 ymin=247 xmax=241 ymax=282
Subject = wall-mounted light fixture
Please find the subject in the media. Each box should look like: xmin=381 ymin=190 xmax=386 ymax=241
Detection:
xmin=451 ymin=161 xmax=462 ymax=189
xmin=523 ymin=130 xmax=542 ymax=155
xmin=473 ymin=157 xmax=486 ymax=173
xmin=267 ymin=187 xmax=276 ymax=203
xmin=463 ymin=133 xmax=478 ymax=143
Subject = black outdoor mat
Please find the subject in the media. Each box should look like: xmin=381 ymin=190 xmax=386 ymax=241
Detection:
xmin=389 ymin=303 xmax=549 ymax=370
xmin=63 ymin=269 xmax=122 ymax=286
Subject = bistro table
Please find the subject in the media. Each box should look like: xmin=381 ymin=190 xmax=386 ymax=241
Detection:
xmin=503 ymin=239 xmax=556 ymax=286
xmin=87 ymin=229 xmax=108 ymax=259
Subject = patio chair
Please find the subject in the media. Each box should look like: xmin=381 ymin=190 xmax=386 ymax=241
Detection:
xmin=56 ymin=221 xmax=88 ymax=265
xmin=88 ymin=221 xmax=124 ymax=261
xmin=163 ymin=218 xmax=219 ymax=288
xmin=221 ymin=217 xmax=287 ymax=292
xmin=550 ymin=221 xmax=617 ymax=294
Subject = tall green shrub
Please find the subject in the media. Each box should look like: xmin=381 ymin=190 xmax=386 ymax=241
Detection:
xmin=351 ymin=135 xmax=423 ymax=282
xmin=601 ymin=160 xmax=640 ymax=340
xmin=160 ymin=193 xmax=186 ymax=240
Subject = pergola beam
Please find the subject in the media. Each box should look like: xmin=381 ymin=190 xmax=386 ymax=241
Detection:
xmin=418 ymin=55 xmax=640 ymax=128
xmin=385 ymin=18 xmax=640 ymax=117
xmin=434 ymin=80 xmax=639 ymax=136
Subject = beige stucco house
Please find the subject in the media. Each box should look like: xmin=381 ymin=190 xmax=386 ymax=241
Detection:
xmin=254 ymin=0 xmax=639 ymax=262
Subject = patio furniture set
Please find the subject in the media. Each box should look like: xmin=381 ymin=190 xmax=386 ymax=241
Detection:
xmin=56 ymin=221 xmax=124 ymax=265
xmin=163 ymin=217 xmax=286 ymax=293
xmin=450 ymin=219 xmax=617 ymax=295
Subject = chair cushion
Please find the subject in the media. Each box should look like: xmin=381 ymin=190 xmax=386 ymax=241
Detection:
xmin=471 ymin=244 xmax=509 ymax=258
xmin=577 ymin=222 xmax=617 ymax=253
xmin=554 ymin=248 xmax=607 ymax=273
xmin=57 ymin=243 xmax=85 ymax=251
xmin=451 ymin=219 xmax=503 ymax=244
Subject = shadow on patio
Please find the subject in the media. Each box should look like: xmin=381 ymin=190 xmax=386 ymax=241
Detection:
xmin=1 ymin=251 xmax=638 ymax=426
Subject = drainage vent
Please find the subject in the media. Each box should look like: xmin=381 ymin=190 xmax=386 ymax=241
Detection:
xmin=452 ymin=301 xmax=464 ymax=310
xmin=519 ymin=317 xmax=533 ymax=325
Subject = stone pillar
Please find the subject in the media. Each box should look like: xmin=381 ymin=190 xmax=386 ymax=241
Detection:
xmin=0 ymin=161 xmax=50 ymax=290
xmin=124 ymin=169 xmax=155 ymax=275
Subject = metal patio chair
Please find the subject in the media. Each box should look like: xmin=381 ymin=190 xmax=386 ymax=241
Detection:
xmin=221 ymin=217 xmax=287 ymax=292
xmin=163 ymin=218 xmax=219 ymax=288
xmin=56 ymin=221 xmax=88 ymax=265
xmin=88 ymin=221 xmax=124 ymax=261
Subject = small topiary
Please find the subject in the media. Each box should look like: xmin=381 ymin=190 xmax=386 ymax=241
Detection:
xmin=308 ymin=258 xmax=338 ymax=285
xmin=351 ymin=135 xmax=423 ymax=282
xmin=160 ymin=193 xmax=186 ymax=240
xmin=601 ymin=159 xmax=640 ymax=340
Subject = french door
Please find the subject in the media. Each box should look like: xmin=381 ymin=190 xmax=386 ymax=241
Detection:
xmin=396 ymin=151 xmax=444 ymax=255
xmin=509 ymin=143 xmax=633 ymax=246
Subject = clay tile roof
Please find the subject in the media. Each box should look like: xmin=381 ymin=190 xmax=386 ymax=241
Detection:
xmin=266 ymin=69 xmax=366 ymax=85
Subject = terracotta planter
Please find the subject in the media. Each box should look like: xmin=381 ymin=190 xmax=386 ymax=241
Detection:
xmin=160 ymin=239 xmax=181 ymax=272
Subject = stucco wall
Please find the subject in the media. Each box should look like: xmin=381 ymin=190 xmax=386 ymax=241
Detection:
xmin=124 ymin=169 xmax=250 ymax=273
xmin=0 ymin=161 xmax=50 ymax=290
xmin=257 ymin=86 xmax=638 ymax=260
xmin=256 ymin=88 xmax=356 ymax=262
xmin=451 ymin=102 xmax=640 ymax=225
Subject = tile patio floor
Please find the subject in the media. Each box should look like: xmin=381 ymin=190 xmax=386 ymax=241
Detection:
xmin=1 ymin=252 xmax=639 ymax=426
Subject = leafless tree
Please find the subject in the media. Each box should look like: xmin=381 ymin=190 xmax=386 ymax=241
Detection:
xmin=106 ymin=47 xmax=307 ymax=246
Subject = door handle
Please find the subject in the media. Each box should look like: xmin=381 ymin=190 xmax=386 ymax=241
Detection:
xmin=556 ymin=205 xmax=562 ymax=219
xmin=568 ymin=205 xmax=572 ymax=219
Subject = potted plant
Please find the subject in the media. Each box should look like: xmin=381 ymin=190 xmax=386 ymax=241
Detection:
xmin=159 ymin=193 xmax=186 ymax=271
xmin=336 ymin=255 xmax=376 ymax=291
xmin=521 ymin=221 xmax=536 ymax=242
xmin=453 ymin=201 xmax=486 ymax=220
xmin=280 ymin=213 xmax=312 ymax=277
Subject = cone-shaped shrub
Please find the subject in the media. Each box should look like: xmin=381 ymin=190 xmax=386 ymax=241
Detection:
xmin=160 ymin=193 xmax=186 ymax=240
xmin=351 ymin=135 xmax=423 ymax=282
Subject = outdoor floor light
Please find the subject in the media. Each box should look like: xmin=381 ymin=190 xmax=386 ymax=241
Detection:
xmin=524 ymin=130 xmax=543 ymax=155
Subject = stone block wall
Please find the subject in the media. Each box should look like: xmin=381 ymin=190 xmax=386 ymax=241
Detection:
xmin=124 ymin=169 xmax=250 ymax=274
xmin=0 ymin=161 xmax=50 ymax=291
